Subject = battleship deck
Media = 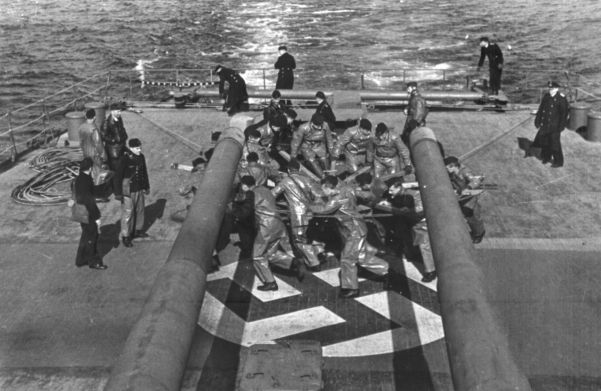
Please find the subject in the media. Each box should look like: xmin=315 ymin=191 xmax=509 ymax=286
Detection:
xmin=1 ymin=98 xmax=601 ymax=390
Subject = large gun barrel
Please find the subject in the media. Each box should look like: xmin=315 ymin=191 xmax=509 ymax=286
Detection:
xmin=104 ymin=126 xmax=245 ymax=391
xmin=409 ymin=127 xmax=531 ymax=391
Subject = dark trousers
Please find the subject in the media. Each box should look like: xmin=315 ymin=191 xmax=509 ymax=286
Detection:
xmin=541 ymin=132 xmax=563 ymax=166
xmin=378 ymin=215 xmax=419 ymax=259
xmin=532 ymin=131 xmax=563 ymax=165
xmin=276 ymin=70 xmax=294 ymax=90
xmin=216 ymin=212 xmax=256 ymax=260
xmin=76 ymin=221 xmax=100 ymax=267
xmin=489 ymin=66 xmax=502 ymax=93
xmin=224 ymin=88 xmax=249 ymax=115
xmin=276 ymin=70 xmax=294 ymax=105
xmin=107 ymin=153 xmax=125 ymax=197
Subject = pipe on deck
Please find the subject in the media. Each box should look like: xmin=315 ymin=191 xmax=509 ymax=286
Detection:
xmin=409 ymin=127 xmax=531 ymax=391
xmin=104 ymin=126 xmax=245 ymax=391
xmin=361 ymin=90 xmax=485 ymax=101
xmin=189 ymin=88 xmax=332 ymax=100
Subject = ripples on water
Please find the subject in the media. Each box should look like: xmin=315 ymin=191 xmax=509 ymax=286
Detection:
xmin=1 ymin=0 xmax=600 ymax=110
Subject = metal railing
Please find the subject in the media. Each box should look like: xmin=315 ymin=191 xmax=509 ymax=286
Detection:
xmin=2 ymin=66 xmax=600 ymax=168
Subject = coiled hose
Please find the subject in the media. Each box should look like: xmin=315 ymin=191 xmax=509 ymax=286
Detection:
xmin=11 ymin=148 xmax=83 ymax=205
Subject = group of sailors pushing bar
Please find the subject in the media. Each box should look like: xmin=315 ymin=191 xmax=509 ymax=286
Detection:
xmin=185 ymin=49 xmax=488 ymax=298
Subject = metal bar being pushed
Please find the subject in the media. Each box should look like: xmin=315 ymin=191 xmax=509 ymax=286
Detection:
xmin=104 ymin=124 xmax=246 ymax=391
xmin=409 ymin=127 xmax=532 ymax=391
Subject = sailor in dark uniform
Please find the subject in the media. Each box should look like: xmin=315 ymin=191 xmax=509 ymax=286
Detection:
xmin=214 ymin=65 xmax=249 ymax=116
xmin=315 ymin=91 xmax=336 ymax=132
xmin=274 ymin=45 xmax=296 ymax=90
xmin=477 ymin=36 xmax=504 ymax=95
xmin=401 ymin=82 xmax=428 ymax=146
xmin=528 ymin=81 xmax=569 ymax=167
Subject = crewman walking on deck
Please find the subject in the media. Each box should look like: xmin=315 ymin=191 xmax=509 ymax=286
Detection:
xmin=477 ymin=36 xmax=504 ymax=96
xmin=309 ymin=175 xmax=390 ymax=298
xmin=215 ymin=65 xmax=249 ymax=116
xmin=370 ymin=122 xmax=413 ymax=179
xmin=528 ymin=81 xmax=569 ymax=168
xmin=401 ymin=82 xmax=428 ymax=145
xmin=247 ymin=175 xmax=306 ymax=291
xmin=274 ymin=45 xmax=296 ymax=90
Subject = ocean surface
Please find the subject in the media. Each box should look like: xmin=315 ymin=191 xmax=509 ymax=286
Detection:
xmin=1 ymin=0 xmax=600 ymax=112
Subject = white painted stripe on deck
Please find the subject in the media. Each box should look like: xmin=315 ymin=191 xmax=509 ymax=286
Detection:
xmin=312 ymin=267 xmax=366 ymax=287
xmin=198 ymin=293 xmax=345 ymax=347
xmin=477 ymin=237 xmax=601 ymax=251
xmin=323 ymin=291 xmax=444 ymax=357
xmin=313 ymin=262 xmax=436 ymax=291
xmin=251 ymin=276 xmax=301 ymax=302
xmin=206 ymin=261 xmax=238 ymax=282
xmin=242 ymin=307 xmax=345 ymax=346
xmin=399 ymin=257 xmax=438 ymax=292
xmin=207 ymin=261 xmax=301 ymax=302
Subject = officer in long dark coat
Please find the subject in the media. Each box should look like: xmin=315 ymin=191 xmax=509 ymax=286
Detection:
xmin=274 ymin=45 xmax=296 ymax=90
xmin=477 ymin=36 xmax=504 ymax=95
xmin=529 ymin=81 xmax=569 ymax=167
xmin=215 ymin=65 xmax=249 ymax=116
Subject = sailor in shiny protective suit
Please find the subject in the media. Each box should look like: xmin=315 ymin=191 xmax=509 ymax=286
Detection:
xmin=334 ymin=118 xmax=374 ymax=174
xmin=370 ymin=122 xmax=413 ymax=179
xmin=248 ymin=176 xmax=304 ymax=291
xmin=289 ymin=113 xmax=334 ymax=178
xmin=309 ymin=176 xmax=389 ymax=298
xmin=243 ymin=128 xmax=278 ymax=170
xmin=272 ymin=159 xmax=323 ymax=269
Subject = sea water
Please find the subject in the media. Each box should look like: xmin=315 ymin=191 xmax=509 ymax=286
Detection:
xmin=0 ymin=0 xmax=599 ymax=111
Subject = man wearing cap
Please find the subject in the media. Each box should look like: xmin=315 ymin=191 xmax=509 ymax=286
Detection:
xmin=529 ymin=81 xmax=569 ymax=167
xmin=335 ymin=118 xmax=375 ymax=173
xmin=103 ymin=103 xmax=128 ymax=199
xmin=119 ymin=138 xmax=150 ymax=247
xmin=444 ymin=156 xmax=486 ymax=243
xmin=74 ymin=157 xmax=107 ymax=270
xmin=262 ymin=90 xmax=287 ymax=124
xmin=274 ymin=45 xmax=296 ymax=91
xmin=314 ymin=91 xmax=336 ymax=131
xmin=401 ymin=82 xmax=428 ymax=146
xmin=477 ymin=36 xmax=504 ymax=95
xmin=370 ymin=122 xmax=412 ymax=179
xmin=290 ymin=113 xmax=335 ymax=178
xmin=214 ymin=65 xmax=249 ymax=116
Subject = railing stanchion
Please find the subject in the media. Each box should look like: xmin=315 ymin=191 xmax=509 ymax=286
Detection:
xmin=104 ymin=71 xmax=111 ymax=102
xmin=7 ymin=111 xmax=17 ymax=163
